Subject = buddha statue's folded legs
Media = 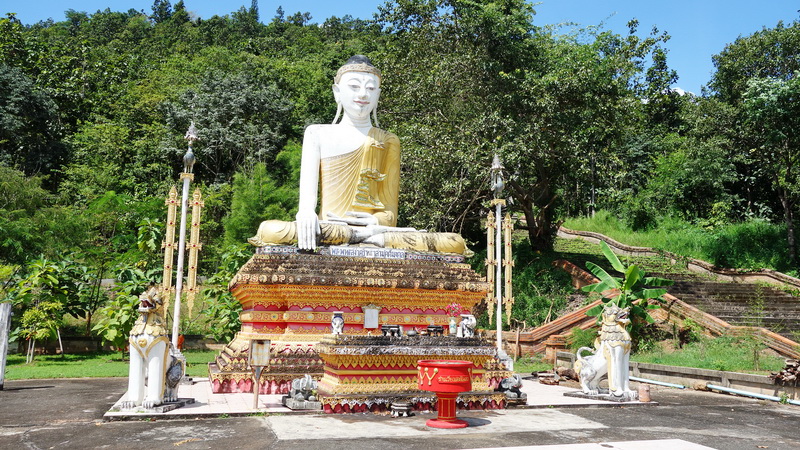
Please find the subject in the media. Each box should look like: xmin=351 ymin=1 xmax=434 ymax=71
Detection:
xmin=249 ymin=220 xmax=353 ymax=247
xmin=248 ymin=220 xmax=468 ymax=255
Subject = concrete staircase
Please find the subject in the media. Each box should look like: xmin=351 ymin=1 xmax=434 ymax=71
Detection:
xmin=666 ymin=279 xmax=800 ymax=340
xmin=555 ymin=230 xmax=800 ymax=342
xmin=511 ymin=233 xmax=800 ymax=360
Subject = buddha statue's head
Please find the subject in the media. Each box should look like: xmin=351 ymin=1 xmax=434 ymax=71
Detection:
xmin=332 ymin=55 xmax=382 ymax=126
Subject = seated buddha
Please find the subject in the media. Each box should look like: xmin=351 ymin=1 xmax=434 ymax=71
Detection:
xmin=249 ymin=55 xmax=467 ymax=255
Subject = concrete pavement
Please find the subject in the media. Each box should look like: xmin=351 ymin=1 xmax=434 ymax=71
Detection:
xmin=103 ymin=377 xmax=651 ymax=420
xmin=2 ymin=377 xmax=799 ymax=449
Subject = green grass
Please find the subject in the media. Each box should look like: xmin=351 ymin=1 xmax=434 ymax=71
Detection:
xmin=564 ymin=211 xmax=715 ymax=260
xmin=563 ymin=210 xmax=792 ymax=274
xmin=553 ymin=234 xmax=694 ymax=277
xmin=631 ymin=335 xmax=785 ymax=374
xmin=514 ymin=356 xmax=552 ymax=374
xmin=4 ymin=349 xmax=217 ymax=380
xmin=184 ymin=349 xmax=218 ymax=377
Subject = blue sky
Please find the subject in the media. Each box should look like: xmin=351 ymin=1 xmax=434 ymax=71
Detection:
xmin=5 ymin=1 xmax=799 ymax=95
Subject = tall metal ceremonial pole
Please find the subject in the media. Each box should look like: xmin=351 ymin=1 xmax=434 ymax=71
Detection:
xmin=491 ymin=155 xmax=505 ymax=354
xmin=171 ymin=123 xmax=198 ymax=349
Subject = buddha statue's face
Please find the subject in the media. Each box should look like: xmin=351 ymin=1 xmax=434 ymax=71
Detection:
xmin=333 ymin=71 xmax=381 ymax=122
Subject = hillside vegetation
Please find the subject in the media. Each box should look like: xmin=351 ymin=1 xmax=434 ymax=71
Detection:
xmin=1 ymin=1 xmax=798 ymax=346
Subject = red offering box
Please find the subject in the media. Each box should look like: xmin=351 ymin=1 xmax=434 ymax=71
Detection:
xmin=417 ymin=359 xmax=473 ymax=429
xmin=417 ymin=359 xmax=473 ymax=392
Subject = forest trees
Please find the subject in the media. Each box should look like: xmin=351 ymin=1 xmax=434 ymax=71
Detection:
xmin=1 ymin=0 xmax=799 ymax=347
xmin=377 ymin=0 xmax=669 ymax=249
xmin=709 ymin=19 xmax=800 ymax=264
xmin=741 ymin=75 xmax=800 ymax=264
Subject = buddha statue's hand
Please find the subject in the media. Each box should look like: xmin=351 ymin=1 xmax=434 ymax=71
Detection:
xmin=325 ymin=211 xmax=379 ymax=227
xmin=296 ymin=210 xmax=320 ymax=250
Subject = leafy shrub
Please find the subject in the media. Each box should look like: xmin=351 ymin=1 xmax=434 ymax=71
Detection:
xmin=568 ymin=326 xmax=598 ymax=351
xmin=708 ymin=220 xmax=789 ymax=271
xmin=473 ymin=239 xmax=574 ymax=331
xmin=200 ymin=244 xmax=251 ymax=342
xmin=620 ymin=200 xmax=658 ymax=231
xmin=92 ymin=266 xmax=156 ymax=356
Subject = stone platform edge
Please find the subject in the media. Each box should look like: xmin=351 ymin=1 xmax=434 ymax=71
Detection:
xmin=555 ymin=351 xmax=799 ymax=400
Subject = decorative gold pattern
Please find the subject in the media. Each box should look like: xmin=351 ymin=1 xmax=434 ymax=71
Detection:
xmin=212 ymin=252 xmax=492 ymax=395
xmin=485 ymin=211 xmax=496 ymax=324
xmin=230 ymin=253 xmax=487 ymax=292
xmin=234 ymin=284 xmax=484 ymax=313
xmin=420 ymin=367 xmax=439 ymax=386
xmin=185 ymin=188 xmax=204 ymax=316
xmin=503 ymin=212 xmax=515 ymax=324
xmin=161 ymin=186 xmax=178 ymax=315
xmin=322 ymin=354 xmax=490 ymax=370
xmin=335 ymin=62 xmax=382 ymax=83
xmin=317 ymin=377 xmax=492 ymax=395
xmin=239 ymin=310 xmax=451 ymax=328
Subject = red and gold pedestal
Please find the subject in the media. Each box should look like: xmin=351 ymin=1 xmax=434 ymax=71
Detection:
xmin=418 ymin=360 xmax=473 ymax=428
xmin=316 ymin=335 xmax=504 ymax=413
xmin=209 ymin=246 xmax=491 ymax=395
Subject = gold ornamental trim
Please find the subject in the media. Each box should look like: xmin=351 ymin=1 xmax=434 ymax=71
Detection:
xmin=161 ymin=186 xmax=178 ymax=314
xmin=318 ymin=379 xmax=492 ymax=395
xmin=320 ymin=353 xmax=492 ymax=370
xmin=503 ymin=212 xmax=514 ymax=324
xmin=209 ymin=371 xmax=318 ymax=384
xmin=324 ymin=367 xmax=419 ymax=376
xmin=285 ymin=311 xmax=362 ymax=323
xmin=233 ymin=284 xmax=484 ymax=311
xmin=240 ymin=311 xmax=450 ymax=327
xmin=185 ymin=188 xmax=204 ymax=316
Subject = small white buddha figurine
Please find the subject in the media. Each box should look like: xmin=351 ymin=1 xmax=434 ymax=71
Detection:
xmin=250 ymin=55 xmax=467 ymax=255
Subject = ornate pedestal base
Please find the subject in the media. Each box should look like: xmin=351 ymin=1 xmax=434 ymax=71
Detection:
xmin=316 ymin=335 xmax=507 ymax=414
xmin=209 ymin=246 xmax=490 ymax=395
xmin=426 ymin=393 xmax=468 ymax=428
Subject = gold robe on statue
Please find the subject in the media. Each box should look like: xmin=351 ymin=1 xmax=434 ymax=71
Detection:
xmin=319 ymin=128 xmax=400 ymax=227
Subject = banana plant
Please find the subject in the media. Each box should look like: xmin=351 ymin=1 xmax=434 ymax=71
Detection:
xmin=582 ymin=241 xmax=674 ymax=329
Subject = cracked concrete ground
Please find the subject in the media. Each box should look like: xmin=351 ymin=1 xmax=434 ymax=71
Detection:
xmin=1 ymin=377 xmax=799 ymax=449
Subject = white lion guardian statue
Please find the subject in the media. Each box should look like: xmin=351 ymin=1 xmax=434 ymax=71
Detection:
xmin=574 ymin=303 xmax=636 ymax=399
xmin=121 ymin=286 xmax=184 ymax=409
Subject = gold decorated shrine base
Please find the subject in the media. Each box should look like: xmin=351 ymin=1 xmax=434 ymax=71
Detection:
xmin=317 ymin=337 xmax=494 ymax=396
xmin=209 ymin=248 xmax=491 ymax=396
xmin=316 ymin=335 xmax=507 ymax=413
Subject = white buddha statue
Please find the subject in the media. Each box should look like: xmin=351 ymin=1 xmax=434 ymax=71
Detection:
xmin=249 ymin=55 xmax=467 ymax=255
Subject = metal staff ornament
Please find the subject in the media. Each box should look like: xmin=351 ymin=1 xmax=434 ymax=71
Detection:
xmin=165 ymin=122 xmax=203 ymax=350
xmin=486 ymin=154 xmax=515 ymax=361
